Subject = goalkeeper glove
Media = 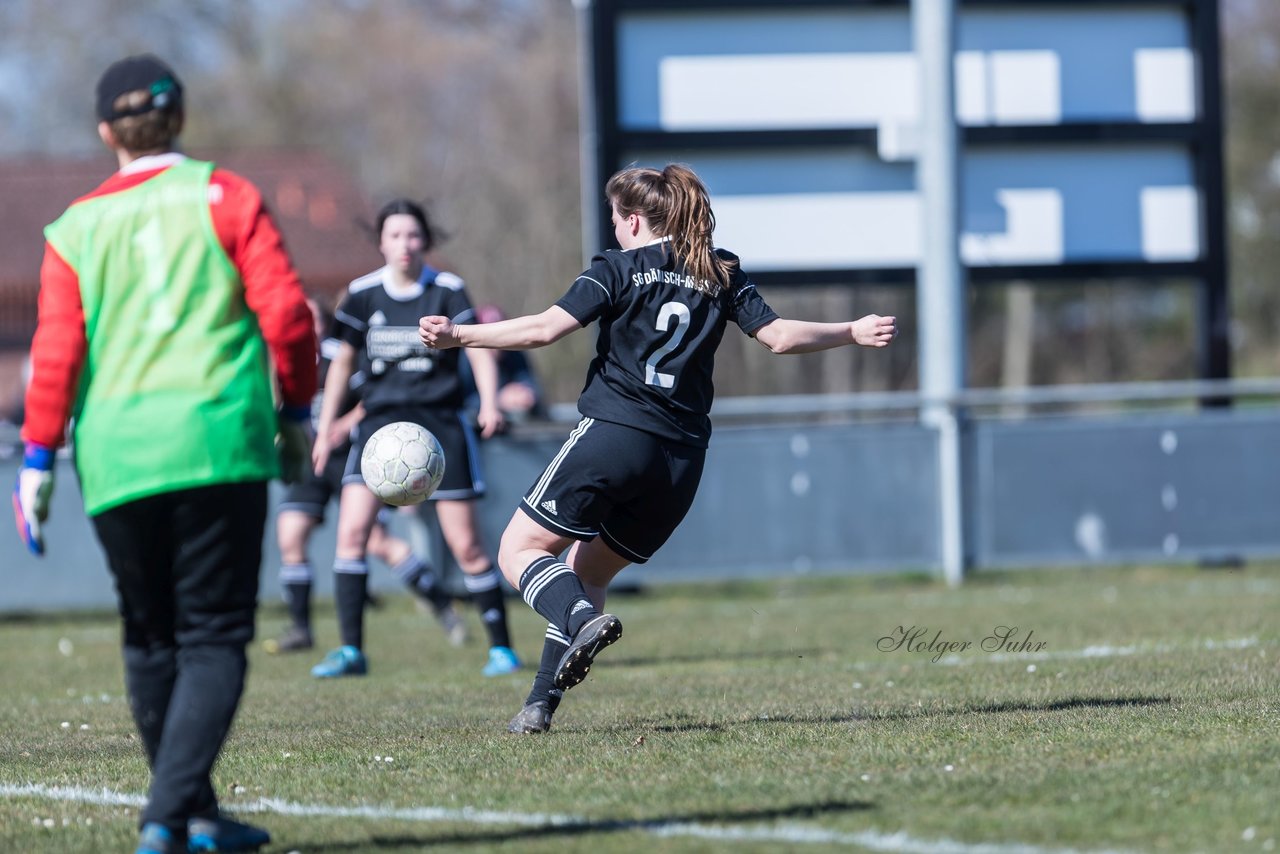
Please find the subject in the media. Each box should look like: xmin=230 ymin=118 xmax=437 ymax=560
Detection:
xmin=12 ymin=442 xmax=55 ymax=557
xmin=276 ymin=406 xmax=314 ymax=486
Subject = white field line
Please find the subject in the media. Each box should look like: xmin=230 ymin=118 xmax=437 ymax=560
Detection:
xmin=648 ymin=823 xmax=1134 ymax=853
xmin=935 ymin=636 xmax=1259 ymax=667
xmin=1 ymin=782 xmax=1133 ymax=854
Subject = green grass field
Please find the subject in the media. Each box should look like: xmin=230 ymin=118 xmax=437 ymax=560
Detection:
xmin=0 ymin=563 xmax=1276 ymax=853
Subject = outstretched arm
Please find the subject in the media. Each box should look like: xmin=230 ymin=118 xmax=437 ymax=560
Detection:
xmin=420 ymin=306 xmax=580 ymax=351
xmin=312 ymin=342 xmax=356 ymax=474
xmin=753 ymin=314 xmax=897 ymax=355
xmin=465 ymin=347 xmax=506 ymax=438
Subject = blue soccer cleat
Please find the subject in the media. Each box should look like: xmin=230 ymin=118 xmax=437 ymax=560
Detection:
xmin=136 ymin=823 xmax=177 ymax=854
xmin=310 ymin=645 xmax=368 ymax=678
xmin=482 ymin=645 xmax=521 ymax=677
xmin=187 ymin=815 xmax=270 ymax=852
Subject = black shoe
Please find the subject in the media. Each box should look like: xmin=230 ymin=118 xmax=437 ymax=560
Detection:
xmin=263 ymin=625 xmax=313 ymax=655
xmin=554 ymin=614 xmax=622 ymax=691
xmin=507 ymin=700 xmax=554 ymax=734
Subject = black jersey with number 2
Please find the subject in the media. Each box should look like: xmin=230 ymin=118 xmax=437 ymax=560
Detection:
xmin=333 ymin=265 xmax=475 ymax=414
xmin=556 ymin=241 xmax=777 ymax=448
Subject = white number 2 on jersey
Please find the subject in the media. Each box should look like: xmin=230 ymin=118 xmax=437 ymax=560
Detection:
xmin=644 ymin=301 xmax=691 ymax=389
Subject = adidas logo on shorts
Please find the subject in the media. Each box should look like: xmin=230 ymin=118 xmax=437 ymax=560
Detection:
xmin=541 ymin=499 xmax=558 ymax=515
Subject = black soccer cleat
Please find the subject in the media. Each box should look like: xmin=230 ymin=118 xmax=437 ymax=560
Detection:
xmin=507 ymin=700 xmax=554 ymax=734
xmin=553 ymin=613 xmax=622 ymax=691
xmin=263 ymin=625 xmax=313 ymax=655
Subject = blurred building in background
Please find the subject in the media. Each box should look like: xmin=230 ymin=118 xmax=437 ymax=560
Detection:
xmin=0 ymin=150 xmax=375 ymax=421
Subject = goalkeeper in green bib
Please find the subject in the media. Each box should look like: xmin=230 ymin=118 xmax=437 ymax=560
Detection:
xmin=12 ymin=55 xmax=317 ymax=854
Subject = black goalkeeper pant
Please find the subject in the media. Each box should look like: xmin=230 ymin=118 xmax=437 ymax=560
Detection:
xmin=91 ymin=481 xmax=267 ymax=836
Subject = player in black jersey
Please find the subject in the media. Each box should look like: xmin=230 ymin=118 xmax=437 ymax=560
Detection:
xmin=309 ymin=199 xmax=520 ymax=678
xmin=420 ymin=163 xmax=896 ymax=732
xmin=265 ymin=298 xmax=466 ymax=655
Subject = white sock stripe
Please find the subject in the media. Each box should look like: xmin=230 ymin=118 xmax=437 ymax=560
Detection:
xmin=463 ymin=570 xmax=501 ymax=592
xmin=522 ymin=564 xmax=568 ymax=601
xmin=528 ymin=417 xmax=592 ymax=505
xmin=521 ymin=568 xmax=567 ymax=608
xmin=521 ymin=564 xmax=573 ymax=608
xmin=279 ymin=563 xmax=313 ymax=583
xmin=522 ymin=564 xmax=572 ymax=603
xmin=544 ymin=624 xmax=571 ymax=644
xmin=334 ymin=559 xmax=369 ymax=575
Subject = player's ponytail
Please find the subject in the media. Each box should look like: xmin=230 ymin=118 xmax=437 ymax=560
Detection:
xmin=606 ymin=164 xmax=736 ymax=296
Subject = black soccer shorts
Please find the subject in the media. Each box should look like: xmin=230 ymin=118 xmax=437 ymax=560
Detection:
xmin=520 ymin=417 xmax=706 ymax=564
xmin=277 ymin=440 xmax=348 ymax=521
xmin=344 ymin=405 xmax=486 ymax=501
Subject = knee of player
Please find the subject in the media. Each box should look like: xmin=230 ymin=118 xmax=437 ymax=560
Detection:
xmin=365 ymin=524 xmax=396 ymax=557
xmin=496 ymin=540 xmax=524 ymax=586
xmin=454 ymin=540 xmax=489 ymax=569
xmin=335 ymin=525 xmax=372 ymax=555
xmin=276 ymin=513 xmax=314 ymax=559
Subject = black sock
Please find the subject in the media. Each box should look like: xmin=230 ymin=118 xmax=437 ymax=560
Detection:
xmin=518 ymin=556 xmax=598 ymax=636
xmin=334 ymin=559 xmax=368 ymax=650
xmin=280 ymin=562 xmax=312 ymax=632
xmin=465 ymin=566 xmax=510 ymax=648
xmin=393 ymin=555 xmax=451 ymax=610
xmin=525 ymin=623 xmax=569 ymax=713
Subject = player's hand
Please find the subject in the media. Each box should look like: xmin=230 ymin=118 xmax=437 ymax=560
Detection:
xmin=852 ymin=314 xmax=897 ymax=347
xmin=311 ymin=430 xmax=332 ymax=476
xmin=419 ymin=315 xmax=459 ymax=349
xmin=476 ymin=402 xmax=506 ymax=440
xmin=276 ymin=408 xmax=314 ymax=486
xmin=329 ymin=406 xmax=361 ymax=447
xmin=12 ymin=442 xmax=55 ymax=557
xmin=326 ymin=421 xmax=351 ymax=448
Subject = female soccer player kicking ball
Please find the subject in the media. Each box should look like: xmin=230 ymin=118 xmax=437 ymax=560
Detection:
xmin=419 ymin=164 xmax=896 ymax=733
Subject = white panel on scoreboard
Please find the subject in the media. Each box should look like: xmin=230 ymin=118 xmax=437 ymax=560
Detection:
xmin=658 ymin=54 xmax=917 ymax=131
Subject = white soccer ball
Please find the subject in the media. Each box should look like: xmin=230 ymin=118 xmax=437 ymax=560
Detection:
xmin=360 ymin=421 xmax=446 ymax=506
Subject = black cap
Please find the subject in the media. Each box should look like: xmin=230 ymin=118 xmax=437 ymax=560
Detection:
xmin=95 ymin=54 xmax=183 ymax=122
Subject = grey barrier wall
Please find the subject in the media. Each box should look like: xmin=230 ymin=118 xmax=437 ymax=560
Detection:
xmin=3 ymin=404 xmax=1279 ymax=612
xmin=0 ymin=421 xmax=942 ymax=612
xmin=969 ymin=407 xmax=1280 ymax=568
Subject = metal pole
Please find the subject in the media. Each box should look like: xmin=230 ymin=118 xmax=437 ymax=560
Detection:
xmin=573 ymin=0 xmax=599 ymax=267
xmin=913 ymin=0 xmax=967 ymax=586
xmin=1191 ymin=0 xmax=1231 ymax=401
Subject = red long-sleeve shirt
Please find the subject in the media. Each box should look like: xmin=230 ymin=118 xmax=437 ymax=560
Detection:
xmin=22 ymin=154 xmax=317 ymax=449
